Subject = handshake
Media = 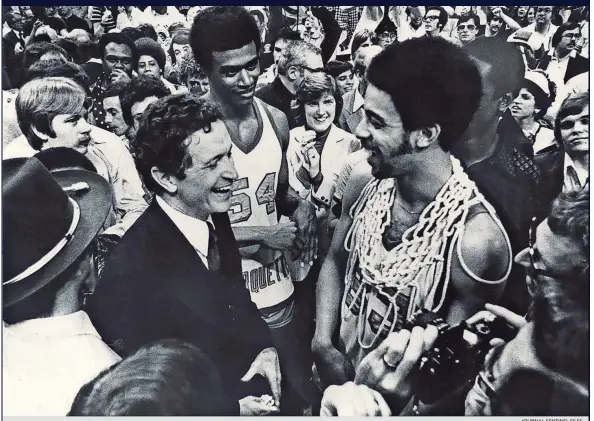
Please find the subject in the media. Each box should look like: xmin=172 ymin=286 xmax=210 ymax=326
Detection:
xmin=318 ymin=304 xmax=526 ymax=416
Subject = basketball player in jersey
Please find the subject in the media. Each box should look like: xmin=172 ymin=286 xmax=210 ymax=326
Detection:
xmin=312 ymin=37 xmax=514 ymax=390
xmin=190 ymin=7 xmax=318 ymax=412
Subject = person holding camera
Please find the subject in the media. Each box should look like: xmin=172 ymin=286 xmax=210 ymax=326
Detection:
xmin=323 ymin=188 xmax=589 ymax=416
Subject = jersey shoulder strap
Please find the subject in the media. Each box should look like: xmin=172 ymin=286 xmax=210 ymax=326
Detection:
xmin=258 ymin=99 xmax=284 ymax=147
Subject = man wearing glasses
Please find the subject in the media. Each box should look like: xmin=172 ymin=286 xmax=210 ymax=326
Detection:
xmin=257 ymin=39 xmax=324 ymax=129
xmin=525 ymin=6 xmax=559 ymax=51
xmin=456 ymin=13 xmax=480 ymax=44
xmin=423 ymin=7 xmax=461 ymax=45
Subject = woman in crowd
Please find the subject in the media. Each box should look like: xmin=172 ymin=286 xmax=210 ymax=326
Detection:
xmin=287 ymin=72 xmax=359 ymax=257
xmin=510 ymin=70 xmax=556 ymax=156
xmin=134 ymin=37 xmax=178 ymax=93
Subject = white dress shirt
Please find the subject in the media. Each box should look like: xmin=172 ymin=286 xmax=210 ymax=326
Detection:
xmin=156 ymin=195 xmax=211 ymax=268
xmin=3 ymin=311 xmax=121 ymax=415
xmin=563 ymin=153 xmax=589 ymax=192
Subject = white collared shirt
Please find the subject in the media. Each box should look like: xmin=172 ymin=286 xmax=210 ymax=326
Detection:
xmin=156 ymin=196 xmax=211 ymax=268
xmin=545 ymin=49 xmax=575 ymax=88
xmin=563 ymin=153 xmax=589 ymax=192
xmin=3 ymin=311 xmax=120 ymax=415
xmin=353 ymin=87 xmax=365 ymax=114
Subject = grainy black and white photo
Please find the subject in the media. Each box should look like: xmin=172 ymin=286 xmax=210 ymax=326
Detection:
xmin=1 ymin=5 xmax=590 ymax=417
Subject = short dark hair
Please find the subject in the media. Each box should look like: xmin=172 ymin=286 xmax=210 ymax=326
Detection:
xmin=120 ymin=75 xmax=170 ymax=127
xmin=367 ymin=37 xmax=482 ymax=151
xmin=324 ymin=60 xmax=353 ymax=79
xmin=190 ymin=6 xmax=261 ymax=73
xmin=23 ymin=60 xmax=91 ymax=95
xmin=552 ymin=22 xmax=581 ymax=48
xmin=554 ymin=92 xmax=589 ymax=143
xmin=23 ymin=42 xmax=69 ymax=71
xmin=464 ymin=37 xmax=525 ymax=100
xmin=131 ymin=93 xmax=222 ymax=195
xmin=458 ymin=13 xmax=479 ymax=27
xmin=69 ymin=339 xmax=236 ymax=415
xmin=295 ymin=72 xmax=343 ymax=126
xmin=120 ymin=27 xmax=144 ymax=43
xmin=98 ymin=32 xmax=138 ymax=64
xmin=272 ymin=26 xmax=301 ymax=47
xmin=426 ymin=6 xmax=449 ymax=29
xmin=137 ymin=23 xmax=158 ymax=42
xmin=55 ymin=38 xmax=80 ymax=64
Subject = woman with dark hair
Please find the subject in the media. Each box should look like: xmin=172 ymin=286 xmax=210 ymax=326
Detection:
xmin=510 ymin=70 xmax=556 ymax=155
xmin=288 ymin=72 xmax=359 ymax=256
xmin=134 ymin=37 xmax=178 ymax=93
xmin=166 ymin=29 xmax=191 ymax=83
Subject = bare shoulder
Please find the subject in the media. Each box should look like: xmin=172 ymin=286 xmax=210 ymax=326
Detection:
xmin=342 ymin=167 xmax=373 ymax=217
xmin=261 ymin=101 xmax=289 ymax=148
xmin=456 ymin=210 xmax=511 ymax=285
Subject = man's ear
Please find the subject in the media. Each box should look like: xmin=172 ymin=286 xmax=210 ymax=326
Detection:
xmin=151 ymin=166 xmax=178 ymax=194
xmin=412 ymin=125 xmax=441 ymax=149
xmin=498 ymin=93 xmax=514 ymax=112
xmin=31 ymin=125 xmax=51 ymax=141
xmin=287 ymin=64 xmax=300 ymax=81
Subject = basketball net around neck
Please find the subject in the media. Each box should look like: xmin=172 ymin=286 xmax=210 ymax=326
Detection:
xmin=344 ymin=156 xmax=495 ymax=317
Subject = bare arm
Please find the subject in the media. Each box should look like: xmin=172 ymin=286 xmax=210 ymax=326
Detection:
xmin=446 ymin=212 xmax=510 ymax=325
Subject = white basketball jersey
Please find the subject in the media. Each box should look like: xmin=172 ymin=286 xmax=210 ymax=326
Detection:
xmin=228 ymin=98 xmax=294 ymax=310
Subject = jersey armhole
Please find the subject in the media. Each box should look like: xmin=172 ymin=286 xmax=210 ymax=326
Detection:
xmin=260 ymin=100 xmax=286 ymax=150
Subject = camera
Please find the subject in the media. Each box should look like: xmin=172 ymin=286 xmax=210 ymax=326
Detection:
xmin=405 ymin=310 xmax=518 ymax=405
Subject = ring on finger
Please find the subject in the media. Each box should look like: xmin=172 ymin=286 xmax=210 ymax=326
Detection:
xmin=383 ymin=353 xmax=398 ymax=369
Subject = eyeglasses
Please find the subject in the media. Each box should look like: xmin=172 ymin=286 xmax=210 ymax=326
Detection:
xmin=423 ymin=15 xmax=439 ymax=22
xmin=562 ymin=33 xmax=582 ymax=40
xmin=297 ymin=64 xmax=324 ymax=73
xmin=457 ymin=24 xmax=476 ymax=31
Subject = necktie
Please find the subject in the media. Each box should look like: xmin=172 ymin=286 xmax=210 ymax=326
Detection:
xmin=206 ymin=221 xmax=221 ymax=272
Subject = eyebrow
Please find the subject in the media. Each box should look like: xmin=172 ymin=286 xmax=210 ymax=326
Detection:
xmin=364 ymin=108 xmax=386 ymax=125
xmin=64 ymin=114 xmax=81 ymax=122
xmin=219 ymin=57 xmax=258 ymax=74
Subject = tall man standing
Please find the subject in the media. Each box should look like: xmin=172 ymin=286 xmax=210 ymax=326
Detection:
xmin=312 ymin=37 xmax=512 ymax=389
xmin=190 ymin=6 xmax=317 ymax=413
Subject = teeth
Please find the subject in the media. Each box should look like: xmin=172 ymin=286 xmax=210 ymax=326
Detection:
xmin=213 ymin=186 xmax=231 ymax=193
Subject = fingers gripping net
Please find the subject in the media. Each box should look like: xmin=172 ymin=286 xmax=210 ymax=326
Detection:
xmin=343 ymin=157 xmax=485 ymax=347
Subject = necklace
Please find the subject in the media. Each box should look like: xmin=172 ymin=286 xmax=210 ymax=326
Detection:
xmin=396 ymin=199 xmax=423 ymax=215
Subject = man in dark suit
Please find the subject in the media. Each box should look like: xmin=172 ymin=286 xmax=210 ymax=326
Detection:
xmin=86 ymin=94 xmax=282 ymax=416
xmin=537 ymin=22 xmax=589 ymax=84
xmin=2 ymin=7 xmax=26 ymax=88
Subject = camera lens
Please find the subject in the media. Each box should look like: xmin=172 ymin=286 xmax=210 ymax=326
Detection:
xmin=475 ymin=322 xmax=491 ymax=335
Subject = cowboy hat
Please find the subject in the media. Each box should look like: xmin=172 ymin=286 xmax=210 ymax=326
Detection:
xmin=3 ymin=157 xmax=112 ymax=307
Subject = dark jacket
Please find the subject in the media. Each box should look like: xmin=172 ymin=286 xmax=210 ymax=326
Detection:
xmin=86 ymin=201 xmax=272 ymax=406
xmin=536 ymin=53 xmax=589 ymax=84
xmin=2 ymin=31 xmax=25 ymax=88
xmin=256 ymin=77 xmax=299 ymax=129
